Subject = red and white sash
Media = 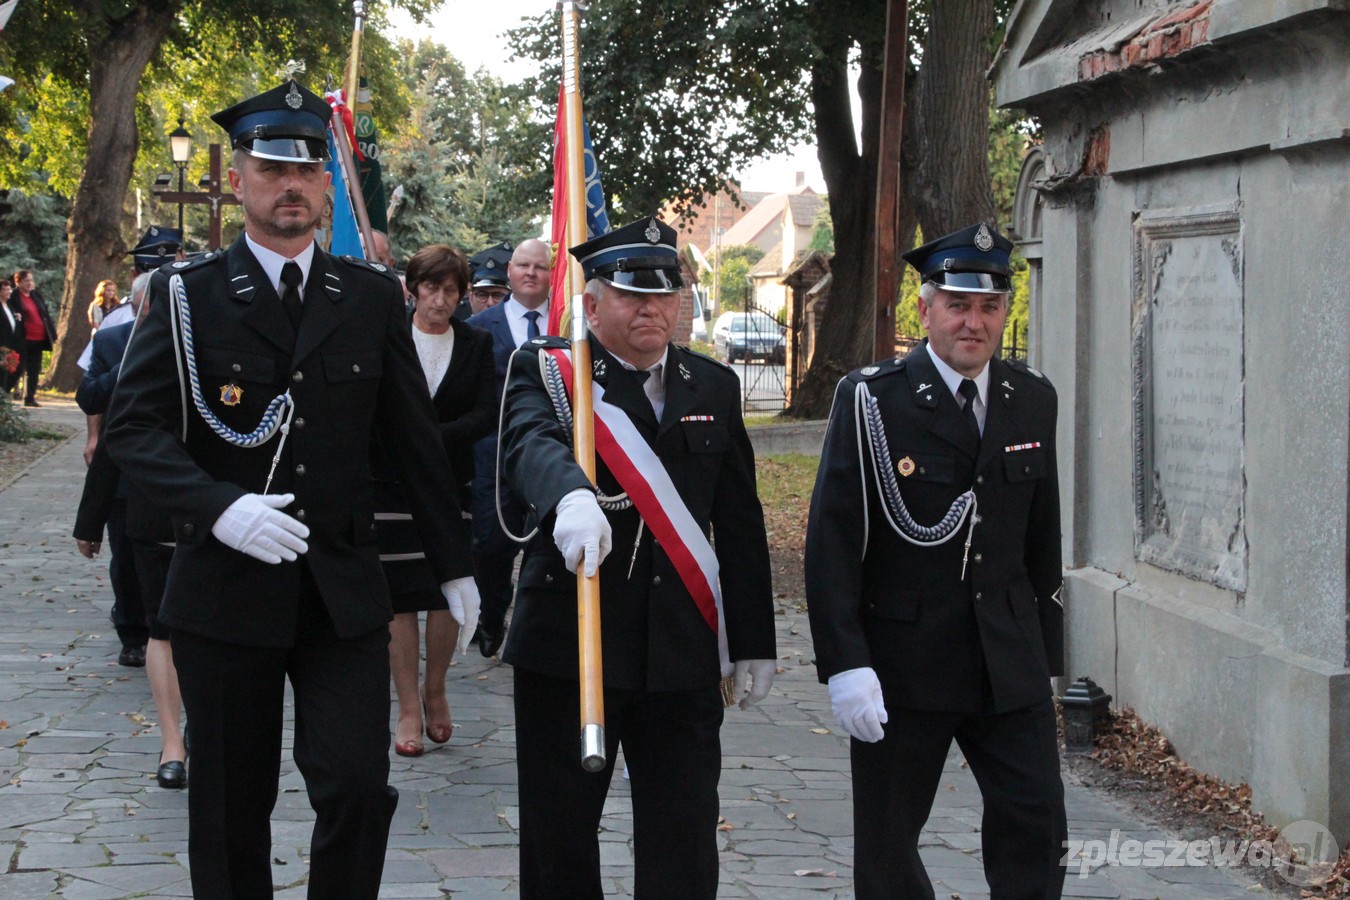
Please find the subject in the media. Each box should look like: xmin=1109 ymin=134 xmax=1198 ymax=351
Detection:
xmin=545 ymin=348 xmax=732 ymax=673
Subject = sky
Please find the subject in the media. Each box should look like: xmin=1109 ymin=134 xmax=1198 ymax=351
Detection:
xmin=382 ymin=0 xmax=826 ymax=194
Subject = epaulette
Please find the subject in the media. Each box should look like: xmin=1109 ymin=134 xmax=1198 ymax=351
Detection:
xmin=846 ymin=356 xmax=906 ymax=383
xmin=521 ymin=335 xmax=570 ymax=351
xmin=339 ymin=255 xmax=398 ymax=279
xmin=680 ymin=346 xmax=733 ymax=372
xmin=1003 ymin=356 xmax=1055 ymax=390
xmin=162 ymin=250 xmax=223 ymax=275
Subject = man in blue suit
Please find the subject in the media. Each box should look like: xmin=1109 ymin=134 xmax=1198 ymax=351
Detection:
xmin=466 ymin=237 xmax=551 ymax=658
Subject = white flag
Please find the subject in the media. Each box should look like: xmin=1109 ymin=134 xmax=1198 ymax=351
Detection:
xmin=0 ymin=0 xmax=19 ymax=31
xmin=0 ymin=77 xmax=12 ymax=94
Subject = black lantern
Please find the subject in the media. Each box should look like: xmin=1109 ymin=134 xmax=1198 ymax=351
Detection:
xmin=1061 ymin=676 xmax=1112 ymax=753
xmin=168 ymin=120 xmax=193 ymax=233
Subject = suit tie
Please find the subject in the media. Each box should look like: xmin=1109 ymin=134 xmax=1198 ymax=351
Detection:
xmin=636 ymin=363 xmax=664 ymax=419
xmin=958 ymin=378 xmax=981 ymax=440
xmin=280 ymin=261 xmax=304 ymax=332
xmin=523 ymin=309 xmax=541 ymax=342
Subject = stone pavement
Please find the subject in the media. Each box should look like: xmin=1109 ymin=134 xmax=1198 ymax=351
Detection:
xmin=0 ymin=397 xmax=1274 ymax=898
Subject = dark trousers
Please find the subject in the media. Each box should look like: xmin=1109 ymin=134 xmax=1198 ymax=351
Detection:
xmin=172 ymin=569 xmax=397 ymax=899
xmin=21 ymin=338 xmax=44 ymax=400
xmin=851 ymin=698 xmax=1067 ymax=900
xmin=106 ymin=498 xmax=149 ymax=648
xmin=513 ymin=669 xmax=724 ymax=900
xmin=470 ymin=470 xmax=526 ymax=635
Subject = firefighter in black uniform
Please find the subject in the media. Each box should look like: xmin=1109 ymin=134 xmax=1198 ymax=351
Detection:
xmin=806 ymin=223 xmax=1067 ymax=899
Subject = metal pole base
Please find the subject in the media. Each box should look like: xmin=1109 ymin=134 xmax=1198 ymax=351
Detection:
xmin=580 ymin=723 xmax=606 ymax=772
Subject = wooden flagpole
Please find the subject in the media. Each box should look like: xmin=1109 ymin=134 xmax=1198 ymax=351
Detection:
xmin=560 ymin=0 xmax=606 ymax=773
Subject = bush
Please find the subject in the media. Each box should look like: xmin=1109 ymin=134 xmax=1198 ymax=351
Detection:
xmin=0 ymin=392 xmax=29 ymax=443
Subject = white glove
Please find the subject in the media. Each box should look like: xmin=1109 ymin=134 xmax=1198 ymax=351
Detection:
xmin=827 ymin=666 xmax=888 ymax=743
xmin=733 ymin=659 xmax=777 ymax=710
xmin=441 ymin=577 xmax=481 ymax=655
xmin=210 ymin=493 xmax=309 ymax=564
xmin=552 ymin=488 xmax=612 ymax=577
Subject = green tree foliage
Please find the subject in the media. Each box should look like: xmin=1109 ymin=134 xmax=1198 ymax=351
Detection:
xmin=713 ymin=245 xmax=764 ymax=313
xmin=0 ymin=189 xmax=72 ymax=291
xmin=0 ymin=0 xmax=432 ymax=390
xmin=382 ymin=39 xmax=548 ymax=257
xmin=807 ymin=204 xmax=834 ymax=254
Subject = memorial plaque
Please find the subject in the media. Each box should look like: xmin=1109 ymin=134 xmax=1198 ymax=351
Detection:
xmin=1133 ymin=209 xmax=1246 ymax=591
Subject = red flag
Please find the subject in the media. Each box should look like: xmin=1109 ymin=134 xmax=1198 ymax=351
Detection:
xmin=547 ymin=85 xmax=570 ymax=336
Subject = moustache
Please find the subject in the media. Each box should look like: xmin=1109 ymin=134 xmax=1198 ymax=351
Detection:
xmin=274 ymin=194 xmax=310 ymax=209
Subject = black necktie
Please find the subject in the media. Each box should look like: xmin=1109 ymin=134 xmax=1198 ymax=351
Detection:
xmin=280 ymin=262 xmax=303 ymax=331
xmin=958 ymin=378 xmax=981 ymax=440
xmin=523 ymin=309 xmax=541 ymax=342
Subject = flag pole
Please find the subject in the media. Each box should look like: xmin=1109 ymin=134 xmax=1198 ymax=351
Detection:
xmin=561 ymin=0 xmax=605 ymax=774
xmin=336 ymin=1 xmax=376 ymax=259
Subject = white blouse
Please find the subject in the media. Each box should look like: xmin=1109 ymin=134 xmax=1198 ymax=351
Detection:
xmin=411 ymin=326 xmax=455 ymax=395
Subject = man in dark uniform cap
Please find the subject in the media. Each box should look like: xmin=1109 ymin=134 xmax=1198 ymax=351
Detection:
xmin=498 ymin=216 xmax=778 ymax=898
xmin=128 ymin=225 xmax=184 ymax=273
xmin=105 ymin=78 xmax=480 ymax=899
xmin=464 ymin=241 xmax=512 ymax=318
xmin=806 ymin=222 xmax=1067 ymax=899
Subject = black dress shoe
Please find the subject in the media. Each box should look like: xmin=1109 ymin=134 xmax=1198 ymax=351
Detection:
xmin=156 ymin=760 xmax=186 ymax=789
xmin=118 ymin=644 xmax=146 ymax=667
xmin=476 ymin=625 xmax=503 ymax=658
xmin=23 ymin=397 xmax=39 ymax=407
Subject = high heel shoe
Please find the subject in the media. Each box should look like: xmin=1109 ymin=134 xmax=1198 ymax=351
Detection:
xmin=393 ymin=737 xmax=424 ymax=758
xmin=423 ymin=697 xmax=453 ymax=744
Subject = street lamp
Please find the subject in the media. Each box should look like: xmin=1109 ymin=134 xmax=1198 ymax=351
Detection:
xmin=168 ymin=120 xmax=192 ymax=234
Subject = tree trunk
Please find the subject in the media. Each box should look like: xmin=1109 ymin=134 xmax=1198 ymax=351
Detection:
xmin=787 ymin=0 xmax=999 ymax=419
xmin=904 ymin=0 xmax=998 ymax=238
xmin=43 ymin=4 xmax=177 ymax=393
xmin=785 ymin=15 xmax=883 ymax=418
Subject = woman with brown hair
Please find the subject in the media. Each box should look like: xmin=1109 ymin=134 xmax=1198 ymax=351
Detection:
xmin=372 ymin=243 xmax=496 ymax=756
xmin=87 ymin=279 xmax=120 ymax=331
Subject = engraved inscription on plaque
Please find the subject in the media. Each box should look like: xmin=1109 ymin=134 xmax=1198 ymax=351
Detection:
xmin=1132 ymin=208 xmax=1246 ymax=591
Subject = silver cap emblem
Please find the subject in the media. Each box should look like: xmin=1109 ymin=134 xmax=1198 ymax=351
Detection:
xmin=974 ymin=223 xmax=994 ymax=252
xmin=644 ymin=219 xmax=661 ymax=243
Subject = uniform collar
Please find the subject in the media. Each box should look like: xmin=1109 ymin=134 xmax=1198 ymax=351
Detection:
xmin=245 ymin=233 xmax=316 ymax=295
xmin=925 ymin=341 xmax=989 ymax=406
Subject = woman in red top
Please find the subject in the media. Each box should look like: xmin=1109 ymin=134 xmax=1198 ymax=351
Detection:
xmin=12 ymin=270 xmax=56 ymax=407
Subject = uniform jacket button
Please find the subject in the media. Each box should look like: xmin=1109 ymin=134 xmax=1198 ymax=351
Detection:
xmin=918 ymin=466 xmax=927 ymax=475
xmin=231 ymin=363 xmax=241 ymax=372
xmin=974 ymin=591 xmax=983 ymax=600
xmin=292 ymin=371 xmax=304 ymax=382
xmin=182 ymin=523 xmax=195 ymax=536
xmin=973 ymin=553 xmax=983 ymax=564
xmin=544 ymin=573 xmax=554 ymax=583
xmin=351 ymin=363 xmax=361 ymax=373
xmin=295 ymin=509 xmax=306 ymax=521
xmin=294 ymin=464 xmax=306 ymax=476
xmin=652 ymin=575 xmax=662 ymax=587
xmin=293 ymin=417 xmax=305 ymax=429
xmin=975 ymin=475 xmax=984 ymax=485
xmin=1024 ymin=465 xmax=1032 ymax=475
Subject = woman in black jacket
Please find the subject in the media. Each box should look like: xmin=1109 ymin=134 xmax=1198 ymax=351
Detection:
xmin=372 ymin=243 xmax=496 ymax=756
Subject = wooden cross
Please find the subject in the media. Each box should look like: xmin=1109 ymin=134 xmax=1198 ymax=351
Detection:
xmin=155 ymin=143 xmax=240 ymax=250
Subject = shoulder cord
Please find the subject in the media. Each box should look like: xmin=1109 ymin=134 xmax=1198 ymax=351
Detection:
xmin=491 ymin=348 xmax=633 ymax=545
xmin=169 ymin=273 xmax=296 ymax=492
xmin=855 ymin=380 xmax=979 ymax=567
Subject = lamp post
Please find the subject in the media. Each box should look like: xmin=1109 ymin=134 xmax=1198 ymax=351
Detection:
xmin=168 ymin=120 xmax=193 ymax=235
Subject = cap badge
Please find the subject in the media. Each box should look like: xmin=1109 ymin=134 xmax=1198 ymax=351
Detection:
xmin=644 ymin=219 xmax=661 ymax=243
xmin=219 ymin=383 xmax=244 ymax=407
xmin=974 ymin=223 xmax=994 ymax=252
xmin=486 ymin=259 xmax=496 ymax=269
xmin=897 ymin=456 xmax=916 ymax=477
xmin=285 ymin=83 xmax=303 ymax=110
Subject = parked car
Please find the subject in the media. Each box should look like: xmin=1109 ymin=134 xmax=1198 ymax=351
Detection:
xmin=712 ymin=311 xmax=786 ymax=364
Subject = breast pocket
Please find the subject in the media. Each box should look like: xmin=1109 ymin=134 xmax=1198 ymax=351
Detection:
xmin=681 ymin=420 xmax=730 ymax=455
xmin=1003 ymin=448 xmax=1047 ymax=482
xmin=197 ymin=347 xmax=276 ymax=385
xmin=896 ymin=451 xmax=954 ymax=484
